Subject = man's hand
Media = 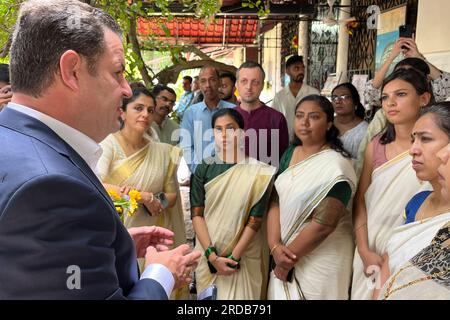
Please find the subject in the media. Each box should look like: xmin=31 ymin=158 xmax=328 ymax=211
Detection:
xmin=128 ymin=226 xmax=174 ymax=258
xmin=0 ymin=85 xmax=12 ymax=110
xmin=145 ymin=244 xmax=201 ymax=289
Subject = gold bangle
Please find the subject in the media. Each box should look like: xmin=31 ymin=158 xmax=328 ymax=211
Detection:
xmin=270 ymin=243 xmax=281 ymax=255
xmin=353 ymin=222 xmax=367 ymax=232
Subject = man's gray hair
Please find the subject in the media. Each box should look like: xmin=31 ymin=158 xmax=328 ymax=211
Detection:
xmin=199 ymin=65 xmax=220 ymax=79
xmin=236 ymin=61 xmax=265 ymax=81
xmin=10 ymin=0 xmax=122 ymax=97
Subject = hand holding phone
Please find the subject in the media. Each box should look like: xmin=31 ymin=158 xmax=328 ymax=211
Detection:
xmin=399 ymin=25 xmax=413 ymax=50
xmin=155 ymin=192 xmax=169 ymax=209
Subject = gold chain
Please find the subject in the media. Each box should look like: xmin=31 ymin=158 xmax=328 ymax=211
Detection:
xmin=383 ymin=263 xmax=449 ymax=299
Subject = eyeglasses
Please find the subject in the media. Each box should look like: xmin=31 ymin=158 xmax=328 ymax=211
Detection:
xmin=331 ymin=94 xmax=352 ymax=103
xmin=157 ymin=95 xmax=176 ymax=106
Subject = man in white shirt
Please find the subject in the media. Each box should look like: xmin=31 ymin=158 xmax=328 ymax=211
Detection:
xmin=0 ymin=0 xmax=200 ymax=299
xmin=272 ymin=55 xmax=319 ymax=141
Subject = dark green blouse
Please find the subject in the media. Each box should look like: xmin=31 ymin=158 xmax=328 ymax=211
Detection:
xmin=277 ymin=145 xmax=352 ymax=206
xmin=190 ymin=157 xmax=273 ymax=218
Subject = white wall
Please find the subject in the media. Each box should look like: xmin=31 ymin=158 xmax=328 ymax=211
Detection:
xmin=416 ymin=0 xmax=450 ymax=71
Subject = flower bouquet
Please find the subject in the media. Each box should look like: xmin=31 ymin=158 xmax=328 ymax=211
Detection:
xmin=107 ymin=188 xmax=141 ymax=223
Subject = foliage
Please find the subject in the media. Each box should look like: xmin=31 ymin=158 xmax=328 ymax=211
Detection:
xmin=0 ymin=0 xmax=22 ymax=62
xmin=242 ymin=0 xmax=270 ymax=18
xmin=0 ymin=1 xmax=270 ymax=84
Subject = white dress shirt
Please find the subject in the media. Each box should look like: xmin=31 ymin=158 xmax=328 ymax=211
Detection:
xmin=6 ymin=103 xmax=175 ymax=298
xmin=271 ymin=84 xmax=320 ymax=141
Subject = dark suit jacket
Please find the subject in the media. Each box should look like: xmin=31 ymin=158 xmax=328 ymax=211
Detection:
xmin=0 ymin=107 xmax=167 ymax=299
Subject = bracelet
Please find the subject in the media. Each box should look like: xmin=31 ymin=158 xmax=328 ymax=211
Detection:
xmin=204 ymin=246 xmax=217 ymax=260
xmin=226 ymin=254 xmax=241 ymax=263
xmin=226 ymin=254 xmax=240 ymax=269
xmin=353 ymin=222 xmax=367 ymax=232
xmin=270 ymin=243 xmax=281 ymax=255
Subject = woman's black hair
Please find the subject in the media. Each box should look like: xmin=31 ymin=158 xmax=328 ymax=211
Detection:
xmin=211 ymin=108 xmax=245 ymax=129
xmin=331 ymin=82 xmax=366 ymax=120
xmin=293 ymin=94 xmax=351 ymax=158
xmin=419 ymin=102 xmax=450 ymax=139
xmin=0 ymin=63 xmax=9 ymax=84
xmin=394 ymin=57 xmax=430 ymax=76
xmin=379 ymin=68 xmax=433 ymax=145
xmin=121 ymin=82 xmax=155 ymax=111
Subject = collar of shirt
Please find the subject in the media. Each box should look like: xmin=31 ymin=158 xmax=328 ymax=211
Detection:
xmin=7 ymin=103 xmax=102 ymax=173
xmin=201 ymin=99 xmax=229 ymax=112
xmin=283 ymin=84 xmax=303 ymax=99
xmin=236 ymin=101 xmax=266 ymax=114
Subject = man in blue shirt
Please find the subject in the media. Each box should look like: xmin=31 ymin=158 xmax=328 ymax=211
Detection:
xmin=175 ymin=75 xmax=194 ymax=121
xmin=180 ymin=66 xmax=235 ymax=173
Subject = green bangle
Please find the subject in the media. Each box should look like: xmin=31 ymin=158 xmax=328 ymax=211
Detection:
xmin=204 ymin=246 xmax=217 ymax=259
xmin=226 ymin=254 xmax=240 ymax=270
xmin=227 ymin=254 xmax=241 ymax=263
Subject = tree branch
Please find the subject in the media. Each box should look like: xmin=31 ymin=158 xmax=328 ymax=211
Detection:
xmin=0 ymin=33 xmax=12 ymax=59
xmin=155 ymin=60 xmax=237 ymax=85
xmin=128 ymin=13 xmax=152 ymax=86
xmin=180 ymin=45 xmax=211 ymax=60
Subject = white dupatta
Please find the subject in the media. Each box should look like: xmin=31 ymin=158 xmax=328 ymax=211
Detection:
xmin=379 ymin=212 xmax=450 ymax=299
xmin=351 ymin=151 xmax=430 ymax=300
xmin=267 ymin=149 xmax=357 ymax=300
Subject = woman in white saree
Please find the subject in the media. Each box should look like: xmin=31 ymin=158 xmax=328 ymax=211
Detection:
xmin=351 ymin=69 xmax=433 ymax=300
xmin=373 ymin=103 xmax=450 ymax=299
xmin=97 ymin=85 xmax=187 ymax=299
xmin=267 ymin=95 xmax=357 ymax=300
xmin=191 ymin=108 xmax=276 ymax=300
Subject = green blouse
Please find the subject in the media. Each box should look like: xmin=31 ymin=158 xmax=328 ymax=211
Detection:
xmin=277 ymin=145 xmax=352 ymax=206
xmin=190 ymin=157 xmax=273 ymax=218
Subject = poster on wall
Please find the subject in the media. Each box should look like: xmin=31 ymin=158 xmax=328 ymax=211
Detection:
xmin=375 ymin=5 xmax=407 ymax=73
xmin=351 ymin=74 xmax=369 ymax=106
xmin=321 ymin=72 xmax=341 ymax=97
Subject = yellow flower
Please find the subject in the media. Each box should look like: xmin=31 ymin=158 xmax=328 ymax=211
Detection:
xmin=115 ymin=206 xmax=123 ymax=214
xmin=107 ymin=189 xmax=121 ymax=201
xmin=128 ymin=189 xmax=141 ymax=201
xmin=129 ymin=198 xmax=138 ymax=215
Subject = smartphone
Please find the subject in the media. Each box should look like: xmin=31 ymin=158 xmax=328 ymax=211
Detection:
xmin=197 ymin=284 xmax=217 ymax=300
xmin=155 ymin=192 xmax=169 ymax=209
xmin=399 ymin=24 xmax=413 ymax=38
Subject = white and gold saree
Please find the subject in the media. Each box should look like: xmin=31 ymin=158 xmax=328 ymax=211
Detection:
xmin=379 ymin=213 xmax=450 ymax=300
xmin=267 ymin=149 xmax=357 ymax=300
xmin=194 ymin=159 xmax=276 ymax=300
xmin=351 ymin=151 xmax=430 ymax=300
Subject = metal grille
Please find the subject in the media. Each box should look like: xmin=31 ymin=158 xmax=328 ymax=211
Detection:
xmin=307 ymin=3 xmax=339 ymax=91
xmin=348 ymin=0 xmax=418 ymax=72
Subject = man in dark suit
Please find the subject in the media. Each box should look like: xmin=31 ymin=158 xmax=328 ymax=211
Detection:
xmin=0 ymin=0 xmax=200 ymax=299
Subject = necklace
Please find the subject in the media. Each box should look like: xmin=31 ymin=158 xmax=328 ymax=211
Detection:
xmin=117 ymin=131 xmax=146 ymax=156
xmin=415 ymin=196 xmax=450 ymax=222
xmin=383 ymin=263 xmax=449 ymax=299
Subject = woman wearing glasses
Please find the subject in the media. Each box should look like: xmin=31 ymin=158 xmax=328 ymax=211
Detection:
xmin=331 ymin=83 xmax=368 ymax=161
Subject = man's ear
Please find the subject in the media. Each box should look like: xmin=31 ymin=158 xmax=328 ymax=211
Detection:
xmin=59 ymin=50 xmax=82 ymax=92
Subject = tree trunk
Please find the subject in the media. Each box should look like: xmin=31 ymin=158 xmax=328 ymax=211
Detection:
xmin=128 ymin=14 xmax=153 ymax=86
